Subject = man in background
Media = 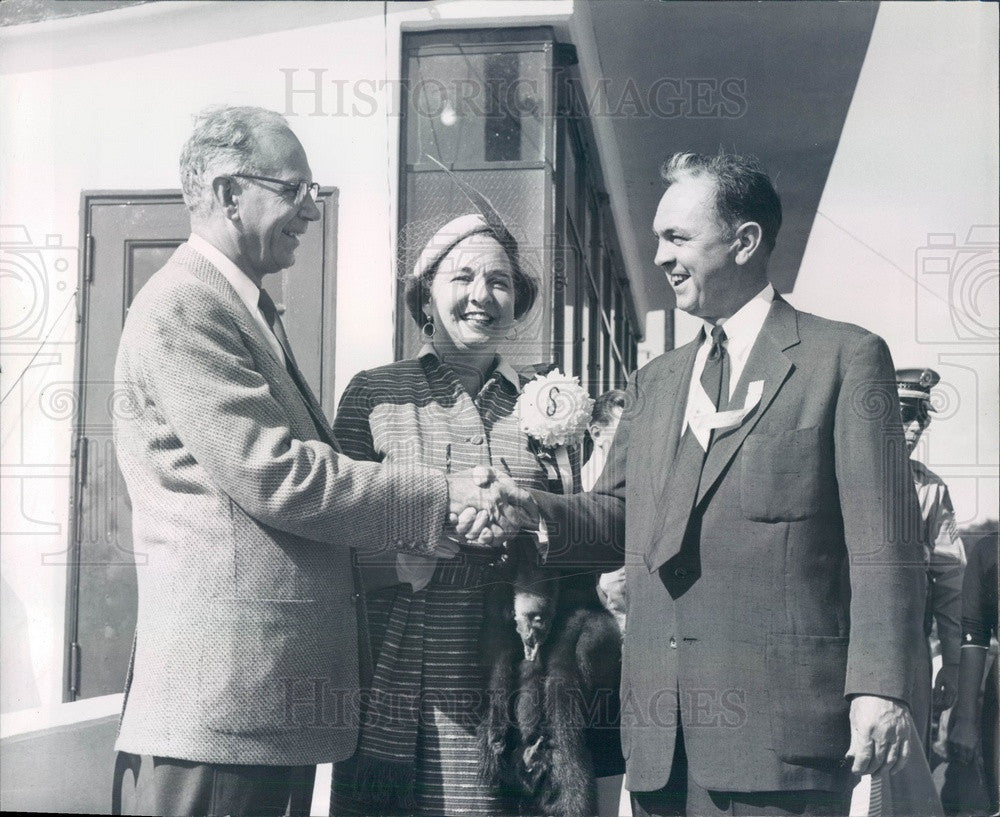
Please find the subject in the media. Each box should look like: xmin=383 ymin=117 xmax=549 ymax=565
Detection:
xmin=896 ymin=367 xmax=966 ymax=753
xmin=584 ymin=389 xmax=629 ymax=637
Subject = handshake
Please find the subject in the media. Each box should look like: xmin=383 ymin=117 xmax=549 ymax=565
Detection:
xmin=440 ymin=466 xmax=540 ymax=557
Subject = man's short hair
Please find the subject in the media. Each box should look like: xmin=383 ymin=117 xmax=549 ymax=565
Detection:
xmin=180 ymin=105 xmax=290 ymax=217
xmin=592 ymin=388 xmax=627 ymax=427
xmin=660 ymin=152 xmax=782 ymax=253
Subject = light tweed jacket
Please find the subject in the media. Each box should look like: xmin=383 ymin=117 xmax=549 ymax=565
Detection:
xmin=113 ymin=242 xmax=448 ymax=765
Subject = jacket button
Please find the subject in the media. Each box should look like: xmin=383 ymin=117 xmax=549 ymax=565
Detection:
xmin=669 ymin=637 xmax=677 ymax=649
xmin=468 ymin=434 xmax=485 ymax=445
xmin=673 ymin=567 xmax=688 ymax=578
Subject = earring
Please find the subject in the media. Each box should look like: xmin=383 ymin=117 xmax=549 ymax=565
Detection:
xmin=422 ymin=316 xmax=436 ymax=339
xmin=505 ymin=325 xmax=518 ymax=341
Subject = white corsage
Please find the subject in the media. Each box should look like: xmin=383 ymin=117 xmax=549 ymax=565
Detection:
xmin=516 ymin=369 xmax=594 ymax=494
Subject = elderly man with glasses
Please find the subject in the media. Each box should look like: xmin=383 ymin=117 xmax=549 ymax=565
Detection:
xmin=110 ymin=105 xmax=526 ymax=816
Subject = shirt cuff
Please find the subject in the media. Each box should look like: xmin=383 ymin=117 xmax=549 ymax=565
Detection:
xmin=534 ymin=517 xmax=550 ymax=561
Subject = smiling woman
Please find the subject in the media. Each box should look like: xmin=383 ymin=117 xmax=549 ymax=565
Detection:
xmin=327 ymin=208 xmax=612 ymax=817
xmin=404 ymin=213 xmax=536 ymax=395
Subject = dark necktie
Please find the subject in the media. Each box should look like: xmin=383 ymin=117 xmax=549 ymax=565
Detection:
xmin=674 ymin=325 xmax=730 ymax=491
xmin=257 ymin=288 xmax=298 ymax=369
xmin=657 ymin=324 xmax=733 ymax=566
xmin=701 ymin=323 xmax=731 ymax=415
xmin=257 ymin=288 xmax=331 ymax=442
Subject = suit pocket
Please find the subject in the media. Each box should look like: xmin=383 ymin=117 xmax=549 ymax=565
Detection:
xmin=740 ymin=427 xmax=824 ymax=521
xmin=765 ymin=633 xmax=850 ymax=763
xmin=197 ymin=598 xmax=356 ymax=735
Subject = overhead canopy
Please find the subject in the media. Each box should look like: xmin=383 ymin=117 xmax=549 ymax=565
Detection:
xmin=574 ymin=0 xmax=879 ymax=313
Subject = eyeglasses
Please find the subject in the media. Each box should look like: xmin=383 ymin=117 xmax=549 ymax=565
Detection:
xmin=230 ymin=174 xmax=321 ymax=206
xmin=900 ymin=403 xmax=930 ymax=425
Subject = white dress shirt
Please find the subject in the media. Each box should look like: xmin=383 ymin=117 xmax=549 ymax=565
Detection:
xmin=682 ymin=284 xmax=775 ymax=438
xmin=187 ymin=233 xmax=286 ymax=364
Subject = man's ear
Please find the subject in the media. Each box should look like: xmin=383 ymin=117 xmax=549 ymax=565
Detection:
xmin=732 ymin=221 xmax=764 ymax=265
xmin=588 ymin=423 xmax=602 ymax=441
xmin=211 ymin=177 xmax=240 ymax=220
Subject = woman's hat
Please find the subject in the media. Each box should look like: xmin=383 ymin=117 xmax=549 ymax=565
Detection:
xmin=404 ymin=157 xmax=537 ymax=325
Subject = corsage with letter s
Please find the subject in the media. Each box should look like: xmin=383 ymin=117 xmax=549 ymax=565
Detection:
xmin=515 ymin=368 xmax=593 ymax=495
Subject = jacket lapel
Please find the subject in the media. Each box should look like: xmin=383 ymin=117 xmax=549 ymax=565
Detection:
xmin=643 ymin=337 xmax=704 ymax=573
xmin=650 ymin=338 xmax=702 ymax=493
xmin=178 ymin=244 xmax=284 ymax=367
xmin=177 ymin=244 xmax=336 ymax=443
xmin=694 ymin=297 xmax=800 ymax=506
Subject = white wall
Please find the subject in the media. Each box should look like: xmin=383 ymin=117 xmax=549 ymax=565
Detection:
xmin=795 ymin=2 xmax=999 ymax=528
xmin=0 ymin=0 xmax=571 ymax=715
xmin=675 ymin=3 xmax=998 ymax=529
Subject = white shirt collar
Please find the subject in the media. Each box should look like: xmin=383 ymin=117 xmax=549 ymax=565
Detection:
xmin=682 ymin=283 xmax=775 ymax=439
xmin=702 ymin=283 xmax=775 ymax=367
xmin=187 ymin=233 xmax=286 ymax=364
xmin=417 ymin=343 xmax=521 ymax=390
xmin=187 ymin=233 xmax=262 ymax=315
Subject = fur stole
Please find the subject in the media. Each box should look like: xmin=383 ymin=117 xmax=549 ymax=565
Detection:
xmin=478 ymin=545 xmax=622 ymax=817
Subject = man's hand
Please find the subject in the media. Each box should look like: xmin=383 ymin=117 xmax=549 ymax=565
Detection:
xmin=932 ymin=663 xmax=959 ymax=714
xmin=445 ymin=467 xmax=537 ymax=545
xmin=446 ymin=466 xmax=501 ymax=542
xmin=493 ymin=483 xmax=540 ymax=533
xmin=946 ymin=711 xmax=979 ymax=766
xmin=846 ymin=695 xmax=911 ymax=776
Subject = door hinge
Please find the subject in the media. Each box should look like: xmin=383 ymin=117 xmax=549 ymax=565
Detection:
xmin=69 ymin=641 xmax=82 ymax=699
xmin=76 ymin=435 xmax=89 ymax=489
xmin=85 ymin=234 xmax=94 ymax=283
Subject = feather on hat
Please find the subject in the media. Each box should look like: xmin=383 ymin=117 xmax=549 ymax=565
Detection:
xmin=405 ymin=156 xmax=536 ymax=324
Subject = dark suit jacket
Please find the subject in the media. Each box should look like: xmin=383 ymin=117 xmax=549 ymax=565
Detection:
xmin=534 ymin=297 xmax=925 ymax=793
xmin=113 ymin=243 xmax=448 ymax=765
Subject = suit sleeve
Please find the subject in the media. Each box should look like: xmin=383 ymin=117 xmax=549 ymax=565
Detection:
xmin=836 ymin=333 xmax=926 ymax=704
xmin=528 ymin=372 xmax=632 ymax=570
xmin=136 ymin=288 xmax=448 ymax=556
xmin=960 ymin=535 xmax=996 ymax=648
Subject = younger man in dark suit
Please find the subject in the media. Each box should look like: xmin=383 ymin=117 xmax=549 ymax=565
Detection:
xmin=527 ymin=152 xmax=926 ymax=816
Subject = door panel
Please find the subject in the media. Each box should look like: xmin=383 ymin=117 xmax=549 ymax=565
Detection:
xmin=68 ymin=190 xmax=337 ymax=700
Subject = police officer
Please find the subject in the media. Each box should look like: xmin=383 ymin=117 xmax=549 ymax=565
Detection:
xmin=897 ymin=367 xmax=966 ymax=755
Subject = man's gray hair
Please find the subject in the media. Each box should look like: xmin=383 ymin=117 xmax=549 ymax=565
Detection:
xmin=661 ymin=151 xmax=782 ymax=253
xmin=180 ymin=105 xmax=290 ymax=217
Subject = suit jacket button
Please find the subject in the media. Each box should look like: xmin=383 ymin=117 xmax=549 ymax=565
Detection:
xmin=673 ymin=567 xmax=688 ymax=578
xmin=669 ymin=637 xmax=677 ymax=649
xmin=468 ymin=434 xmax=485 ymax=445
